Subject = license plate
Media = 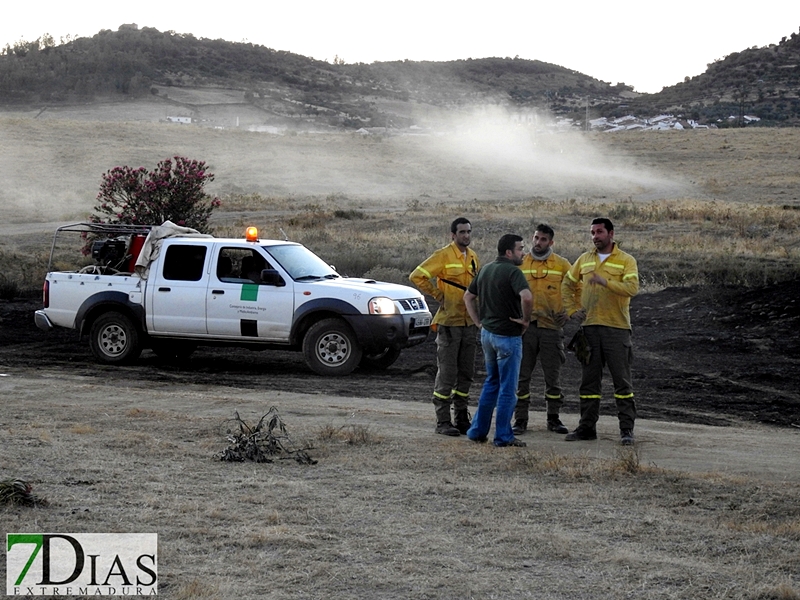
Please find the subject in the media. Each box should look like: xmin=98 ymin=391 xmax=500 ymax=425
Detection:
xmin=415 ymin=314 xmax=431 ymax=328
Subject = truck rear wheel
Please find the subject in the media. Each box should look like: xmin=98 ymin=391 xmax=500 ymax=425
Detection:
xmin=89 ymin=311 xmax=141 ymax=365
xmin=303 ymin=318 xmax=362 ymax=376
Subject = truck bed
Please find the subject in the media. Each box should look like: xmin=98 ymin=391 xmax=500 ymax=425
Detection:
xmin=43 ymin=271 xmax=143 ymax=329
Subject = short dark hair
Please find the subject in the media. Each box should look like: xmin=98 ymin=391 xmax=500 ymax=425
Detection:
xmin=450 ymin=217 xmax=471 ymax=234
xmin=591 ymin=217 xmax=614 ymax=232
xmin=536 ymin=223 xmax=555 ymax=238
xmin=497 ymin=234 xmax=523 ymax=256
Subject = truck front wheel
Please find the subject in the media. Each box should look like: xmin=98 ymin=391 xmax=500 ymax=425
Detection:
xmin=303 ymin=318 xmax=362 ymax=376
xmin=89 ymin=311 xmax=142 ymax=365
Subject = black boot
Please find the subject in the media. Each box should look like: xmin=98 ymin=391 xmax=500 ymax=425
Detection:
xmin=513 ymin=395 xmax=529 ymax=435
xmin=435 ymin=421 xmax=460 ymax=436
xmin=547 ymin=414 xmax=568 ymax=434
xmin=454 ymin=408 xmax=471 ymax=435
xmin=433 ymin=396 xmax=458 ymax=436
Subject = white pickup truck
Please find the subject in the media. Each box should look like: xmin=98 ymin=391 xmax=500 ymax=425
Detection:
xmin=35 ymin=222 xmax=432 ymax=375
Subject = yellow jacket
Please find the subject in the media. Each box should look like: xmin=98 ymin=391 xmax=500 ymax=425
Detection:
xmin=518 ymin=252 xmax=572 ymax=330
xmin=562 ymin=244 xmax=639 ymax=330
xmin=409 ymin=242 xmax=480 ymax=327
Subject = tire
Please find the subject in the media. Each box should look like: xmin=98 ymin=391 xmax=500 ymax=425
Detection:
xmin=359 ymin=345 xmax=402 ymax=370
xmin=302 ymin=318 xmax=362 ymax=376
xmin=150 ymin=340 xmax=197 ymax=362
xmin=89 ymin=311 xmax=141 ymax=365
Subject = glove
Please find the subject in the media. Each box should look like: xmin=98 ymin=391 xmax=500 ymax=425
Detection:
xmin=567 ymin=328 xmax=591 ymax=365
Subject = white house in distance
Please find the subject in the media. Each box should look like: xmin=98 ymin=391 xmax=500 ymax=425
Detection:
xmin=589 ymin=114 xmax=717 ymax=131
xmin=166 ymin=116 xmax=192 ymax=124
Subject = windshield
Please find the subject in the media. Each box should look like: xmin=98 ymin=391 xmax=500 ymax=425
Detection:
xmin=263 ymin=244 xmax=339 ymax=281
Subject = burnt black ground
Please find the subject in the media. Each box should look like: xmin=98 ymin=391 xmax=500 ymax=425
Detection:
xmin=2 ymin=280 xmax=799 ymax=428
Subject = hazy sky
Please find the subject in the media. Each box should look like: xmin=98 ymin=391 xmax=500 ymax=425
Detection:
xmin=3 ymin=1 xmax=800 ymax=93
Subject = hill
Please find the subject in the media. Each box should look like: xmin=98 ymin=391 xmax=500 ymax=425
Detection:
xmin=0 ymin=26 xmax=637 ymax=130
xmin=606 ymin=28 xmax=800 ymax=127
xmin=2 ymin=25 xmax=800 ymax=128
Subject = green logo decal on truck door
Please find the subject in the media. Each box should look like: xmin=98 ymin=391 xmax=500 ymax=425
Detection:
xmin=240 ymin=283 xmax=259 ymax=302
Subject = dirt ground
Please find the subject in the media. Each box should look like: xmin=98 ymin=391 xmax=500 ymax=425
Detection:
xmin=2 ymin=278 xmax=798 ymax=431
xmin=3 ymin=276 xmax=800 ymax=600
xmin=3 ymin=368 xmax=799 ymax=599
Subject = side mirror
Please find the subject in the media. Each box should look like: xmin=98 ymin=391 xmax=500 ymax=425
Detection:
xmin=261 ymin=269 xmax=286 ymax=287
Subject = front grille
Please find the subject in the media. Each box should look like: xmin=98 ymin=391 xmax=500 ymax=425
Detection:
xmin=399 ymin=297 xmax=427 ymax=312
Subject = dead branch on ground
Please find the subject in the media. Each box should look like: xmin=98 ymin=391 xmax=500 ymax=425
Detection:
xmin=0 ymin=478 xmax=48 ymax=507
xmin=218 ymin=408 xmax=316 ymax=465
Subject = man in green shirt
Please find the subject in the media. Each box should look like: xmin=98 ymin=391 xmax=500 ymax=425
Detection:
xmin=464 ymin=234 xmax=532 ymax=447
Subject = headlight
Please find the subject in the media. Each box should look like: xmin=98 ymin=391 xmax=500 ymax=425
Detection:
xmin=369 ymin=297 xmax=397 ymax=315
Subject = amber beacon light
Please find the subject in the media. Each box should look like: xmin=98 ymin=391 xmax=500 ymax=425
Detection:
xmin=245 ymin=227 xmax=259 ymax=242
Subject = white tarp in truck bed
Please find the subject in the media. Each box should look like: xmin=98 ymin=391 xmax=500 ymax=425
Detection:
xmin=134 ymin=220 xmax=213 ymax=279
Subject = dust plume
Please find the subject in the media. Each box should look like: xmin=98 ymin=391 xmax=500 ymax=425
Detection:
xmin=0 ymin=105 xmax=691 ymax=236
xmin=414 ymin=105 xmax=688 ymax=201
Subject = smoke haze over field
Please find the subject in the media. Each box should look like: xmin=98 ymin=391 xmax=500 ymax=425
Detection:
xmin=422 ymin=107 xmax=687 ymax=200
xmin=0 ymin=107 xmax=691 ymax=231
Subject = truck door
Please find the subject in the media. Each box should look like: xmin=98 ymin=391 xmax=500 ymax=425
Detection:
xmin=148 ymin=243 xmax=209 ymax=334
xmin=206 ymin=247 xmax=295 ymax=341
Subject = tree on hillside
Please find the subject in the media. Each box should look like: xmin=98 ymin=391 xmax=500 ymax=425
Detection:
xmin=90 ymin=156 xmax=221 ymax=233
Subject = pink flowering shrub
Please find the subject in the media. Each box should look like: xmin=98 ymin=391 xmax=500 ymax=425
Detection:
xmin=90 ymin=156 xmax=221 ymax=232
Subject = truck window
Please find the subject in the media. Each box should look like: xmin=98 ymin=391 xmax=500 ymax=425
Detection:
xmin=217 ymin=255 xmax=234 ymax=280
xmin=216 ymin=248 xmax=271 ymax=283
xmin=266 ymin=244 xmax=337 ymax=280
xmin=162 ymin=245 xmax=208 ymax=281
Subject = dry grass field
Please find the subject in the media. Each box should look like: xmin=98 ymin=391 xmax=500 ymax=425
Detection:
xmin=2 ymin=371 xmax=799 ymax=600
xmin=1 ymin=105 xmax=800 ymax=599
xmin=2 ymin=107 xmax=800 ymax=291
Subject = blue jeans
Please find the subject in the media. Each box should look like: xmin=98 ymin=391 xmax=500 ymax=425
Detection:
xmin=467 ymin=329 xmax=523 ymax=446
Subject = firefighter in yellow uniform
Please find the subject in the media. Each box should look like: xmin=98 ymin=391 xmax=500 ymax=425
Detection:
xmin=409 ymin=217 xmax=480 ymax=436
xmin=562 ymin=217 xmax=639 ymax=446
xmin=512 ymin=224 xmax=572 ymax=436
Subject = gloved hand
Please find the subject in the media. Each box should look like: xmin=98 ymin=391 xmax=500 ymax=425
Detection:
xmin=567 ymin=328 xmax=591 ymax=365
xmin=570 ymin=308 xmax=587 ymax=322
